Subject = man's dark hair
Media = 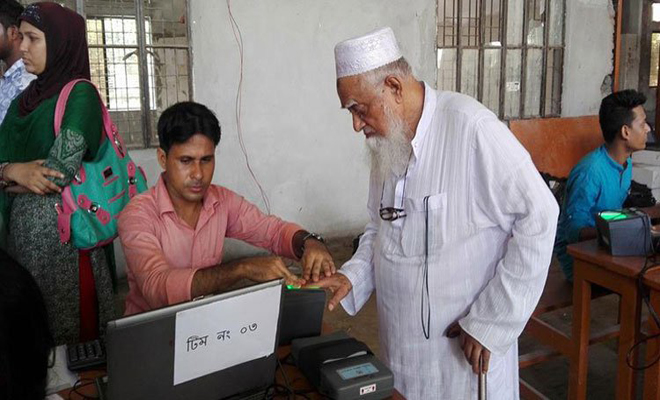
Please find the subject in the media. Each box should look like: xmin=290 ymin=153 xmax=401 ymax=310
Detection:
xmin=157 ymin=101 xmax=221 ymax=153
xmin=0 ymin=0 xmax=24 ymax=31
xmin=0 ymin=250 xmax=53 ymax=400
xmin=599 ymin=89 xmax=647 ymax=144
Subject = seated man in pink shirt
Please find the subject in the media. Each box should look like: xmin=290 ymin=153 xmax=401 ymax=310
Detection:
xmin=118 ymin=101 xmax=335 ymax=315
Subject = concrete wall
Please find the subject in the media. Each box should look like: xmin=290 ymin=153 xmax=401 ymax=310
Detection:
xmin=562 ymin=0 xmax=615 ymax=117
xmin=114 ymin=0 xmax=437 ymax=270
xmin=191 ymin=0 xmax=436 ymax=243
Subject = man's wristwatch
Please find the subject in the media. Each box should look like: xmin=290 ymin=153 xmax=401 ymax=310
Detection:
xmin=301 ymin=231 xmax=325 ymax=250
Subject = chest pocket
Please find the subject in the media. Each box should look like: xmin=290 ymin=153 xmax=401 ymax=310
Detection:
xmin=400 ymin=193 xmax=447 ymax=257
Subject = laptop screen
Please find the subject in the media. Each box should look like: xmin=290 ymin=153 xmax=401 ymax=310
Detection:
xmin=105 ymin=280 xmax=284 ymax=400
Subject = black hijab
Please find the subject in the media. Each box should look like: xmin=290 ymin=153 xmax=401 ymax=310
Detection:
xmin=18 ymin=2 xmax=90 ymax=116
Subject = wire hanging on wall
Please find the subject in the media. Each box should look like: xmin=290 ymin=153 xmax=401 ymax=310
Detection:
xmin=227 ymin=0 xmax=272 ymax=214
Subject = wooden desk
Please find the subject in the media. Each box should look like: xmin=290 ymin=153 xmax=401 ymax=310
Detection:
xmin=57 ymin=347 xmax=406 ymax=399
xmin=643 ymin=269 xmax=660 ymax=400
xmin=568 ymin=240 xmax=645 ymax=400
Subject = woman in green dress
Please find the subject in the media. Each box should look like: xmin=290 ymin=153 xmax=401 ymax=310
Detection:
xmin=0 ymin=3 xmax=115 ymax=345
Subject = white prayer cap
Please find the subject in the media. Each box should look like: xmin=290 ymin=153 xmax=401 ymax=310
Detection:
xmin=334 ymin=27 xmax=402 ymax=79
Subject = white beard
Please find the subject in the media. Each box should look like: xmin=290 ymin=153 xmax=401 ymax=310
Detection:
xmin=366 ymin=107 xmax=413 ymax=182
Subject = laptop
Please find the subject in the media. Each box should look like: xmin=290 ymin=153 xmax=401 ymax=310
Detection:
xmin=104 ymin=280 xmax=284 ymax=400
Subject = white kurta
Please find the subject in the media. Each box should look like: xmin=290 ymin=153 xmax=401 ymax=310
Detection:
xmin=339 ymin=84 xmax=559 ymax=399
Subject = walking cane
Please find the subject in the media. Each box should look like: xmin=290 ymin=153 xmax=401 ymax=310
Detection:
xmin=445 ymin=323 xmax=487 ymax=399
xmin=478 ymin=353 xmax=487 ymax=400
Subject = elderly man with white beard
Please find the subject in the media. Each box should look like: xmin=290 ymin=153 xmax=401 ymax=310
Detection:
xmin=313 ymin=27 xmax=559 ymax=399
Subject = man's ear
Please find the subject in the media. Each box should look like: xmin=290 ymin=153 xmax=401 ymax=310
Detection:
xmin=620 ymin=124 xmax=632 ymax=142
xmin=7 ymin=25 xmax=19 ymax=42
xmin=384 ymin=75 xmax=404 ymax=104
xmin=157 ymin=147 xmax=167 ymax=170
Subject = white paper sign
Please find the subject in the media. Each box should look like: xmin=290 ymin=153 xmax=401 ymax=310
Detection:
xmin=173 ymin=284 xmax=281 ymax=385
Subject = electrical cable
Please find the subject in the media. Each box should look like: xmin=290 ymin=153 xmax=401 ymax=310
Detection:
xmin=421 ymin=195 xmax=431 ymax=340
xmin=268 ymin=356 xmax=312 ymax=400
xmin=69 ymin=378 xmax=98 ymax=400
xmin=277 ymin=357 xmax=294 ymax=400
xmin=279 ymin=352 xmax=296 ymax=366
xmin=226 ymin=0 xmax=272 ymax=214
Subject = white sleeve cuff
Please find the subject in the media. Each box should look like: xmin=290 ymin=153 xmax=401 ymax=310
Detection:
xmin=338 ymin=262 xmax=375 ymax=316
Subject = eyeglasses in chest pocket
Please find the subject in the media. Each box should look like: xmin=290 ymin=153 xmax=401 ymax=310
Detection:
xmin=400 ymin=192 xmax=447 ymax=258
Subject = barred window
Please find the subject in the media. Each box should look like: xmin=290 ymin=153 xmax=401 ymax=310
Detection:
xmin=649 ymin=3 xmax=660 ymax=88
xmin=651 ymin=32 xmax=660 ymax=87
xmin=21 ymin=0 xmax=192 ymax=148
xmin=437 ymin=0 xmax=565 ymax=119
xmin=87 ymin=17 xmax=157 ymax=111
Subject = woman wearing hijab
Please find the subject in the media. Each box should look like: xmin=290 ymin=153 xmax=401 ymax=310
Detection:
xmin=0 ymin=3 xmax=115 ymax=345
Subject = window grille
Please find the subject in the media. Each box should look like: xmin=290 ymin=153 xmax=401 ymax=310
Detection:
xmin=437 ymin=0 xmax=565 ymax=119
xmin=21 ymin=0 xmax=193 ymax=148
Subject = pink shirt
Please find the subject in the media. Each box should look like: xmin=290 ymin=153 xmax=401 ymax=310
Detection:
xmin=118 ymin=175 xmax=301 ymax=315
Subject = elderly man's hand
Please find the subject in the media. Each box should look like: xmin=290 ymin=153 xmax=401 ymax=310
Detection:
xmin=308 ymin=273 xmax=352 ymax=311
xmin=446 ymin=321 xmax=490 ymax=374
xmin=301 ymin=239 xmax=336 ymax=282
